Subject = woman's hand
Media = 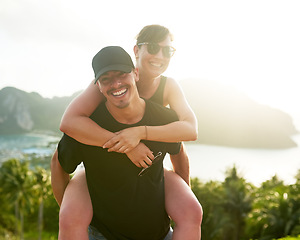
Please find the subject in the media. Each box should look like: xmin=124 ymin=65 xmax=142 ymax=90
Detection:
xmin=125 ymin=143 xmax=154 ymax=168
xmin=103 ymin=126 xmax=145 ymax=153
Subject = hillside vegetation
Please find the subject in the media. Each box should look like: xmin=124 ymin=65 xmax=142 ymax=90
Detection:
xmin=0 ymin=84 xmax=298 ymax=149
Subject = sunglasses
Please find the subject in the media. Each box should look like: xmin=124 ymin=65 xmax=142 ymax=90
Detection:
xmin=137 ymin=42 xmax=176 ymax=58
xmin=138 ymin=152 xmax=162 ymax=177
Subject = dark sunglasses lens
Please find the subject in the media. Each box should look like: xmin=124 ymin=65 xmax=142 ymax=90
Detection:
xmin=147 ymin=43 xmax=160 ymax=55
xmin=162 ymin=47 xmax=172 ymax=58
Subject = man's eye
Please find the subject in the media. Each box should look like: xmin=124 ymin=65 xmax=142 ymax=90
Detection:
xmin=100 ymin=78 xmax=110 ymax=83
xmin=119 ymin=72 xmax=127 ymax=78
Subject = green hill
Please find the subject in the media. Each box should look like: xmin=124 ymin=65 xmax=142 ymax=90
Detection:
xmin=0 ymin=84 xmax=298 ymax=149
xmin=180 ymin=79 xmax=298 ymax=148
xmin=0 ymin=87 xmax=79 ymax=134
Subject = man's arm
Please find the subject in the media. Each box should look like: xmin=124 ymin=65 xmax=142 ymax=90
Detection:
xmin=51 ymin=149 xmax=70 ymax=206
xmin=170 ymin=144 xmax=190 ymax=186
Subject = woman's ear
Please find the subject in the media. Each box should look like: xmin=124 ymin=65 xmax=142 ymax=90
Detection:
xmin=134 ymin=68 xmax=139 ymax=82
xmin=133 ymin=45 xmax=139 ymax=58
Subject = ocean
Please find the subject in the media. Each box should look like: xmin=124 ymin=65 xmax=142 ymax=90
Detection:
xmin=164 ymin=134 xmax=300 ymax=186
xmin=0 ymin=133 xmax=61 ymax=162
xmin=0 ymin=133 xmax=299 ymax=186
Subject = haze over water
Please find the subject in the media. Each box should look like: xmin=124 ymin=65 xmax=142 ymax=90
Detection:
xmin=163 ymin=134 xmax=300 ymax=186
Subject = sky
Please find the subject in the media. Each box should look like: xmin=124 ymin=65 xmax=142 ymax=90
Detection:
xmin=1 ymin=0 xmax=300 ymax=128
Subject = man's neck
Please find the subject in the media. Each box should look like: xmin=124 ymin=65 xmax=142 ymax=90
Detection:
xmin=105 ymin=98 xmax=146 ymax=125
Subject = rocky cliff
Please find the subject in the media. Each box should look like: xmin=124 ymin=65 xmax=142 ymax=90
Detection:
xmin=0 ymin=87 xmax=77 ymax=134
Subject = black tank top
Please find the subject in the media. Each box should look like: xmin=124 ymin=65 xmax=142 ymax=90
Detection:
xmin=148 ymin=76 xmax=167 ymax=105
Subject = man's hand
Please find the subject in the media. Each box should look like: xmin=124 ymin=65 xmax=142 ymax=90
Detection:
xmin=126 ymin=142 xmax=154 ymax=168
xmin=103 ymin=126 xmax=145 ymax=153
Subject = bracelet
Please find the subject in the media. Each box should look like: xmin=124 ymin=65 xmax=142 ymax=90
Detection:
xmin=144 ymin=125 xmax=148 ymax=140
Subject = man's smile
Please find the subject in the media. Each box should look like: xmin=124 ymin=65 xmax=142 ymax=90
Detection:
xmin=110 ymin=88 xmax=127 ymax=97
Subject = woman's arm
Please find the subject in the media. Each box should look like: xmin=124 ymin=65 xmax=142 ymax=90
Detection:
xmin=104 ymin=77 xmax=198 ymax=152
xmin=60 ymin=81 xmax=115 ymax=146
xmin=147 ymin=77 xmax=198 ymax=142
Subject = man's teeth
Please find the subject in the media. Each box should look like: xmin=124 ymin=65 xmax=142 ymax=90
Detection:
xmin=112 ymin=89 xmax=127 ymax=96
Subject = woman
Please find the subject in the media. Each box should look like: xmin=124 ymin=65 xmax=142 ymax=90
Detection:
xmin=58 ymin=25 xmax=202 ymax=240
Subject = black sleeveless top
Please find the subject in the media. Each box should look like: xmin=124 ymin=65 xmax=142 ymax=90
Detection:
xmin=148 ymin=76 xmax=167 ymax=105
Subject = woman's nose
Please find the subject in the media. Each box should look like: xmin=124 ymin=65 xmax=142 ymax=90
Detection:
xmin=155 ymin=48 xmax=164 ymax=58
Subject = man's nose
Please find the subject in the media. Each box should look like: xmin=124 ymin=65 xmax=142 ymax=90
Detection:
xmin=110 ymin=77 xmax=122 ymax=88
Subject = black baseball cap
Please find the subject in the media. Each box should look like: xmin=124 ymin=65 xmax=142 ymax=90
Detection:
xmin=92 ymin=46 xmax=135 ymax=83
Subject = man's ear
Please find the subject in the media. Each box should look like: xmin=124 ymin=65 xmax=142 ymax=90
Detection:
xmin=96 ymin=80 xmax=103 ymax=93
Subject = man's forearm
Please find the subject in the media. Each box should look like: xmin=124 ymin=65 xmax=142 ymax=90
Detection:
xmin=170 ymin=144 xmax=190 ymax=186
xmin=50 ymin=149 xmax=70 ymax=206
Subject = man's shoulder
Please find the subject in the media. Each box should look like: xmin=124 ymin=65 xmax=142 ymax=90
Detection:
xmin=144 ymin=99 xmax=178 ymax=122
xmin=91 ymin=101 xmax=107 ymax=115
xmin=90 ymin=101 xmax=110 ymax=122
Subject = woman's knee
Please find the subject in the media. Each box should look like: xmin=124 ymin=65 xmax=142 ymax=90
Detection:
xmin=59 ymin=207 xmax=90 ymax=239
xmin=59 ymin=198 xmax=92 ymax=230
xmin=184 ymin=198 xmax=203 ymax=224
xmin=164 ymin=170 xmax=203 ymax=225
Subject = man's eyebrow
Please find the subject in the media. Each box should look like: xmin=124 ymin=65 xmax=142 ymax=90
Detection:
xmin=102 ymin=71 xmax=124 ymax=76
xmin=101 ymin=72 xmax=110 ymax=77
xmin=117 ymin=71 xmax=126 ymax=75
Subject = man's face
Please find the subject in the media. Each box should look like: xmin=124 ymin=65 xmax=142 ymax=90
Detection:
xmin=97 ymin=70 xmax=138 ymax=109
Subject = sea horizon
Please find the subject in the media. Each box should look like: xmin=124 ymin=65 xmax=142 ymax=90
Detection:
xmin=1 ymin=132 xmax=299 ymax=187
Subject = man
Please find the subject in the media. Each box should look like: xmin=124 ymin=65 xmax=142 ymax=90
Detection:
xmin=51 ymin=46 xmax=181 ymax=239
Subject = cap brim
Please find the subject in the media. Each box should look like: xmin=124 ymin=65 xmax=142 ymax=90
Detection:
xmin=94 ymin=64 xmax=133 ymax=83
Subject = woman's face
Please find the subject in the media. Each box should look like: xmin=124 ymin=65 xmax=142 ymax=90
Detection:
xmin=135 ymin=36 xmax=173 ymax=78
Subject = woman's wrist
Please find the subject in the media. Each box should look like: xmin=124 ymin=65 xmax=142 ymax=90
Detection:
xmin=144 ymin=125 xmax=148 ymax=140
xmin=138 ymin=125 xmax=147 ymax=140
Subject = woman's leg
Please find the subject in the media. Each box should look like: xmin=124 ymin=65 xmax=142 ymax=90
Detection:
xmin=164 ymin=169 xmax=203 ymax=240
xmin=58 ymin=168 xmax=93 ymax=240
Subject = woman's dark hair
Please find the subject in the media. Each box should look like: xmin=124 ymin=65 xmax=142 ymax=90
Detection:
xmin=136 ymin=24 xmax=173 ymax=45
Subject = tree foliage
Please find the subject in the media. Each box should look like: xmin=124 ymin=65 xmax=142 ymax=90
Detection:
xmin=1 ymin=158 xmax=300 ymax=240
xmin=192 ymin=166 xmax=300 ymax=240
xmin=0 ymin=158 xmax=59 ymax=239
